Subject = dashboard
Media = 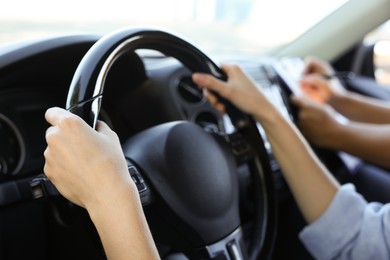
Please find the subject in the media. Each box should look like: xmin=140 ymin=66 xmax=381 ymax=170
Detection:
xmin=0 ymin=32 xmax=339 ymax=260
xmin=0 ymin=35 xmax=293 ymax=172
xmin=0 ymin=34 xmax=305 ymax=205
xmin=0 ymin=87 xmax=63 ymax=176
xmin=0 ymin=1 xmax=388 ymax=257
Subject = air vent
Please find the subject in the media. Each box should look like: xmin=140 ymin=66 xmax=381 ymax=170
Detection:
xmin=177 ymin=76 xmax=204 ymax=103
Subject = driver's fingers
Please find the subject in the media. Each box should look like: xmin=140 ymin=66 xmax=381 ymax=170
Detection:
xmin=220 ymin=63 xmax=242 ymax=77
xmin=203 ymin=89 xmax=218 ymax=105
xmin=203 ymin=89 xmax=226 ymax=113
xmin=96 ymin=120 xmax=110 ymax=132
xmin=45 ymin=107 xmax=74 ymax=126
xmin=96 ymin=120 xmax=117 ymax=137
xmin=192 ymin=73 xmax=228 ymax=97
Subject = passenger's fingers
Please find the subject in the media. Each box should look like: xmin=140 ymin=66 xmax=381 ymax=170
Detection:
xmin=300 ymin=82 xmax=313 ymax=92
xmin=290 ymin=95 xmax=312 ymax=108
xmin=301 ymin=74 xmax=327 ymax=85
xmin=302 ymin=56 xmax=317 ymax=75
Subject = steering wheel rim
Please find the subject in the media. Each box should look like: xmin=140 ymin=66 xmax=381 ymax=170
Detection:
xmin=65 ymin=27 xmax=277 ymax=259
xmin=66 ymin=27 xmax=225 ymax=129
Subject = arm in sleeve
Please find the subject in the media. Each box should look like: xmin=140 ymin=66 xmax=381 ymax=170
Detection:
xmin=299 ymin=184 xmax=390 ymax=259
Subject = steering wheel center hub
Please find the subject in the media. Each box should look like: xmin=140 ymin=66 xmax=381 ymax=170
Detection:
xmin=123 ymin=121 xmax=240 ymax=246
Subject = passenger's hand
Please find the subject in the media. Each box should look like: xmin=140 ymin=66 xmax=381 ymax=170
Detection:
xmin=290 ymin=96 xmax=341 ymax=148
xmin=302 ymin=56 xmax=334 ymax=76
xmin=44 ymin=107 xmax=134 ymax=210
xmin=192 ymin=64 xmax=278 ymax=122
xmin=300 ymin=75 xmax=346 ymax=104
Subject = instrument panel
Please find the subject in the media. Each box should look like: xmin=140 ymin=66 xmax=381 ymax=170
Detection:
xmin=0 ymin=88 xmax=64 ymax=178
xmin=0 ymin=113 xmax=25 ymax=175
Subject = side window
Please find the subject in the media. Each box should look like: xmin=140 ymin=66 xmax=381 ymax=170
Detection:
xmin=365 ymin=20 xmax=390 ymax=86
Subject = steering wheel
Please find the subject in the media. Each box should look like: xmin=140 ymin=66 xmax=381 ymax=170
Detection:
xmin=65 ymin=27 xmax=277 ymax=260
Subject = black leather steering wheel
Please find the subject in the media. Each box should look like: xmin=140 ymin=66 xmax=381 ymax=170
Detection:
xmin=66 ymin=27 xmax=277 ymax=259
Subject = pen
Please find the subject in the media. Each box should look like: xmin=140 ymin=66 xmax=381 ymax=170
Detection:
xmin=321 ymin=71 xmax=356 ymax=80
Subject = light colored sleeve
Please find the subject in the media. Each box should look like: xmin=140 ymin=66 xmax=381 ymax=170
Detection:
xmin=299 ymin=184 xmax=390 ymax=259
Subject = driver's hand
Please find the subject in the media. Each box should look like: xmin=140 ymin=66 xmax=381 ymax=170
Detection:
xmin=290 ymin=96 xmax=342 ymax=148
xmin=192 ymin=64 xmax=279 ymax=123
xmin=44 ymin=107 xmax=135 ymax=210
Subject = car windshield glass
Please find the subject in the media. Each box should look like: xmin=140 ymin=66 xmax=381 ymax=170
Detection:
xmin=0 ymin=0 xmax=350 ymax=55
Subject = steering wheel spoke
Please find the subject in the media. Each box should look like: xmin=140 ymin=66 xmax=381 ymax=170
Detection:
xmin=190 ymin=227 xmax=248 ymax=260
xmin=126 ymin=163 xmax=153 ymax=206
xmin=224 ymin=131 xmax=256 ymax=165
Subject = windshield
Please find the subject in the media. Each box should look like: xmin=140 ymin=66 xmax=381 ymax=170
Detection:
xmin=1 ymin=0 xmax=349 ymax=55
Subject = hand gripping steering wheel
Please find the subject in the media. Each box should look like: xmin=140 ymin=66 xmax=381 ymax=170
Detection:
xmin=66 ymin=27 xmax=277 ymax=260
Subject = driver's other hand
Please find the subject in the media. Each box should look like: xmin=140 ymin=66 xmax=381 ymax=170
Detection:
xmin=44 ymin=107 xmax=134 ymax=210
xmin=192 ymin=64 xmax=276 ymax=122
xmin=290 ymin=96 xmax=341 ymax=148
xmin=299 ymin=74 xmax=346 ymax=104
xmin=302 ymin=56 xmax=334 ymax=76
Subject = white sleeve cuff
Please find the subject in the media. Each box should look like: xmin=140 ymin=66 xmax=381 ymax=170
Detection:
xmin=299 ymin=184 xmax=367 ymax=259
